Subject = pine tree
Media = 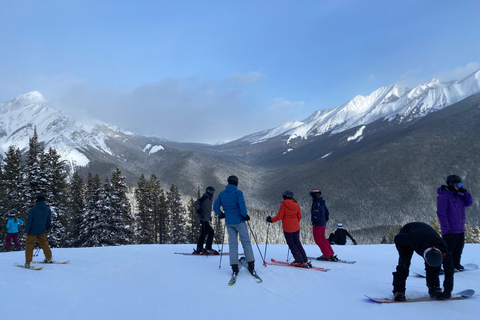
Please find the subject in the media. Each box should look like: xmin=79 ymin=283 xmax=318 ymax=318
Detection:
xmin=0 ymin=146 xmax=27 ymax=247
xmin=465 ymin=222 xmax=475 ymax=243
xmin=79 ymin=173 xmax=106 ymax=247
xmin=150 ymin=175 xmax=168 ymax=244
xmin=39 ymin=147 xmax=68 ymax=247
xmin=187 ymin=197 xmax=201 ymax=244
xmin=66 ymin=171 xmax=85 ymax=247
xmin=212 ymin=213 xmax=224 ymax=245
xmin=430 ymin=217 xmax=441 ymax=235
xmin=472 ymin=225 xmax=480 ymax=244
xmin=135 ymin=174 xmax=154 ymax=244
xmin=24 ymin=126 xmax=44 ymax=202
xmin=109 ymin=167 xmax=134 ymax=245
xmin=167 ymin=183 xmax=187 ymax=244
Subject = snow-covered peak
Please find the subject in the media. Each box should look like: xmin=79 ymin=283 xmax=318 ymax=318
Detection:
xmin=244 ymin=69 xmax=480 ymax=144
xmin=0 ymin=92 xmax=115 ymax=168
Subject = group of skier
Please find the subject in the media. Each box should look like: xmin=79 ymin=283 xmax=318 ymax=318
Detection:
xmin=5 ymin=173 xmax=474 ymax=301
xmin=194 ymin=174 xmax=473 ymax=300
xmin=194 ymin=175 xmax=356 ymax=277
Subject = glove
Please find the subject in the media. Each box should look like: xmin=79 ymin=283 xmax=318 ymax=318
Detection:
xmin=266 ymin=216 xmax=272 ymax=223
xmin=219 ymin=213 xmax=225 ymax=219
xmin=353 ymin=240 xmax=357 ymax=245
xmin=458 ymin=187 xmax=467 ymax=194
xmin=46 ymin=229 xmax=51 ymax=235
xmin=24 ymin=233 xmax=30 ymax=238
xmin=243 ymin=215 xmax=251 ymax=221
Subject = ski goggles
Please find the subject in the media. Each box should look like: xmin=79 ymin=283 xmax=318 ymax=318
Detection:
xmin=456 ymin=182 xmax=463 ymax=188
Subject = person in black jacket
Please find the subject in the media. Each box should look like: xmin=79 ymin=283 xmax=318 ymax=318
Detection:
xmin=193 ymin=187 xmax=218 ymax=255
xmin=392 ymin=222 xmax=454 ymax=301
xmin=329 ymin=223 xmax=357 ymax=245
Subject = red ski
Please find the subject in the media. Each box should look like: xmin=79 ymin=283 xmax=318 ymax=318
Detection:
xmin=266 ymin=259 xmax=329 ymax=272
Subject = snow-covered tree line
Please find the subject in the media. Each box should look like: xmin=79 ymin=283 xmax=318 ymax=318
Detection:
xmin=0 ymin=128 xmax=206 ymax=249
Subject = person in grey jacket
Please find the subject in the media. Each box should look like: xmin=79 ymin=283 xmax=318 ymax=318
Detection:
xmin=194 ymin=187 xmax=218 ymax=255
xmin=24 ymin=195 xmax=53 ymax=268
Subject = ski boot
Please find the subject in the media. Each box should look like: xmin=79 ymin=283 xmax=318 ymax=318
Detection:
xmin=232 ymin=264 xmax=239 ymax=276
xmin=43 ymin=258 xmax=53 ymax=263
xmin=393 ymin=292 xmax=406 ymax=302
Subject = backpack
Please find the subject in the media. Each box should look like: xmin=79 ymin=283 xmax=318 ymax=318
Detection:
xmin=194 ymin=195 xmax=207 ymax=214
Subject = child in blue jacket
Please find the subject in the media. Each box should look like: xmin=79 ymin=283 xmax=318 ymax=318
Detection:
xmin=6 ymin=212 xmax=24 ymax=252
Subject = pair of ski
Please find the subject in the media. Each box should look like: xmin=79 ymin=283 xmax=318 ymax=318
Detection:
xmin=14 ymin=260 xmax=70 ymax=271
xmin=228 ymin=257 xmax=263 ymax=286
xmin=265 ymin=259 xmax=329 ymax=272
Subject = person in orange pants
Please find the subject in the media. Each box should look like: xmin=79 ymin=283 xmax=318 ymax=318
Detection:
xmin=23 ymin=195 xmax=52 ymax=268
xmin=309 ymin=189 xmax=338 ymax=261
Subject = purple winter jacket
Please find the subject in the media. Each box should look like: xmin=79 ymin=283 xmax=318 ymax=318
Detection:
xmin=436 ymin=186 xmax=473 ymax=235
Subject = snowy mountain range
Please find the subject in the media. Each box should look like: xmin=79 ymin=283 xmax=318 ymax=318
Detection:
xmin=1 ymin=70 xmax=480 ymax=241
xmin=242 ymin=69 xmax=480 ymax=144
xmin=1 ymin=70 xmax=479 ymax=169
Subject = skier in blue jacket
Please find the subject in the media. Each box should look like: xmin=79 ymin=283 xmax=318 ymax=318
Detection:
xmin=213 ymin=175 xmax=256 ymax=276
xmin=5 ymin=212 xmax=24 ymax=251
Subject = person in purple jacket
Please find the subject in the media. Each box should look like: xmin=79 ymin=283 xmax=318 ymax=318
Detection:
xmin=436 ymin=175 xmax=473 ymax=271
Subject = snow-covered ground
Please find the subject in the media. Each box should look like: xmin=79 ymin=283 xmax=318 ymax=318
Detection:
xmin=1 ymin=243 xmax=478 ymax=320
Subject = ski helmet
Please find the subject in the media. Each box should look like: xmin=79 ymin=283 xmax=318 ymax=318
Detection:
xmin=206 ymin=186 xmax=215 ymax=194
xmin=282 ymin=190 xmax=294 ymax=199
xmin=423 ymin=247 xmax=443 ymax=267
xmin=337 ymin=223 xmax=343 ymax=229
xmin=227 ymin=175 xmax=239 ymax=186
xmin=8 ymin=212 xmax=16 ymax=217
xmin=35 ymin=194 xmax=46 ymax=202
xmin=446 ymin=175 xmax=461 ymax=186
xmin=309 ymin=188 xmax=322 ymax=197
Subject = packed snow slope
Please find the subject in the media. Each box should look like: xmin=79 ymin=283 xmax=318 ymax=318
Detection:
xmin=1 ymin=243 xmax=479 ymax=320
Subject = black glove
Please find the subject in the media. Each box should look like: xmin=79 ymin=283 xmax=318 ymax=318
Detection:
xmin=266 ymin=216 xmax=272 ymax=223
xmin=243 ymin=215 xmax=251 ymax=221
xmin=458 ymin=187 xmax=467 ymax=194
xmin=353 ymin=240 xmax=357 ymax=245
xmin=219 ymin=212 xmax=225 ymax=219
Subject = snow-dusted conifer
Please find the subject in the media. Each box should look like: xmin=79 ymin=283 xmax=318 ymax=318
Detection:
xmin=167 ymin=183 xmax=187 ymax=244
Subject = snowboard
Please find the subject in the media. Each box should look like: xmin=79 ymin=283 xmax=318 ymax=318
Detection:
xmin=365 ymin=289 xmax=475 ymax=303
xmin=414 ymin=263 xmax=478 ymax=278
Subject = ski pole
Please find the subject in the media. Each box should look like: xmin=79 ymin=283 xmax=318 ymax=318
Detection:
xmin=247 ymin=221 xmax=265 ymax=264
xmin=263 ymin=223 xmax=270 ymax=266
xmin=219 ymin=222 xmax=226 ymax=269
xmin=286 ymin=247 xmax=290 ymax=262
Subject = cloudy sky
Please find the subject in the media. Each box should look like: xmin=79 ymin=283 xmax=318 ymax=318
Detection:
xmin=1 ymin=0 xmax=479 ymax=144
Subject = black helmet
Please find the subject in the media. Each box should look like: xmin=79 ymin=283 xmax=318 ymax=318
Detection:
xmin=227 ymin=175 xmax=239 ymax=186
xmin=282 ymin=190 xmax=294 ymax=199
xmin=446 ymin=175 xmax=461 ymax=186
xmin=206 ymin=186 xmax=215 ymax=194
xmin=423 ymin=247 xmax=443 ymax=267
xmin=35 ymin=194 xmax=46 ymax=202
xmin=309 ymin=188 xmax=321 ymax=197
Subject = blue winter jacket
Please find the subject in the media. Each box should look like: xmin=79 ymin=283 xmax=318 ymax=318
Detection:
xmin=213 ymin=184 xmax=248 ymax=225
xmin=24 ymin=201 xmax=52 ymax=236
xmin=311 ymin=197 xmax=330 ymax=227
xmin=6 ymin=218 xmax=24 ymax=233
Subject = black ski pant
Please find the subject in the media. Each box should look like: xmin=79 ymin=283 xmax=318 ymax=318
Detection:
xmin=392 ymin=240 xmax=440 ymax=294
xmin=443 ymin=232 xmax=464 ymax=268
xmin=284 ymin=230 xmax=308 ymax=264
xmin=197 ymin=221 xmax=214 ymax=251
